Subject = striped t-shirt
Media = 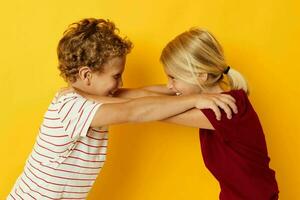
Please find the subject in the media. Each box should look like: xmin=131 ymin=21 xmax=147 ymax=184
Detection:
xmin=8 ymin=91 xmax=108 ymax=200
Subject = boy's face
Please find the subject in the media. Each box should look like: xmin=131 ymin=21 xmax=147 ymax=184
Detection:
xmin=90 ymin=56 xmax=126 ymax=96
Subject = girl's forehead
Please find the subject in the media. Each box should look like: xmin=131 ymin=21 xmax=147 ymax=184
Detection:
xmin=163 ymin=67 xmax=173 ymax=76
xmin=164 ymin=65 xmax=187 ymax=77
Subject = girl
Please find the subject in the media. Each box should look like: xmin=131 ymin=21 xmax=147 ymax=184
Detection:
xmin=7 ymin=19 xmax=236 ymax=200
xmin=114 ymin=28 xmax=279 ymax=199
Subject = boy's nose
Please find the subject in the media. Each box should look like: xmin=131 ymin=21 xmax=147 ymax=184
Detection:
xmin=118 ymin=79 xmax=123 ymax=88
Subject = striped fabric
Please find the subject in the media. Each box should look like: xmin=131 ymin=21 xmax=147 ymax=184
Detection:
xmin=8 ymin=92 xmax=108 ymax=200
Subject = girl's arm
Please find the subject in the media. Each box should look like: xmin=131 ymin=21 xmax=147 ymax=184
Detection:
xmin=114 ymin=84 xmax=174 ymax=98
xmin=141 ymin=84 xmax=175 ymax=95
xmin=161 ymin=108 xmax=214 ymax=129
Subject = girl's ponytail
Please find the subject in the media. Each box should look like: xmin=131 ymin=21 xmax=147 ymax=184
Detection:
xmin=226 ymin=67 xmax=249 ymax=95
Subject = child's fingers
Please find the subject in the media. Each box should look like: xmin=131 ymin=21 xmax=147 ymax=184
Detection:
xmin=210 ymin=103 xmax=221 ymax=121
xmin=217 ymin=96 xmax=238 ymax=114
xmin=221 ymin=94 xmax=236 ymax=103
xmin=213 ymin=98 xmax=232 ymax=119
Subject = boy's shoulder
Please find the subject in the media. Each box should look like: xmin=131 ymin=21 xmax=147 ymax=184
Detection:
xmin=56 ymin=87 xmax=76 ymax=98
xmin=53 ymin=88 xmax=84 ymax=103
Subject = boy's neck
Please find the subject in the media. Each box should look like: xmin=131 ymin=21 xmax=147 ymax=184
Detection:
xmin=68 ymin=81 xmax=92 ymax=96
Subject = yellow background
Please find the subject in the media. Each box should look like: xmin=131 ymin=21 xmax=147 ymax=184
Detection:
xmin=1 ymin=0 xmax=299 ymax=199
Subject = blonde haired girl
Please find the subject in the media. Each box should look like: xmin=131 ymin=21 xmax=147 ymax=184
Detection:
xmin=116 ymin=28 xmax=279 ymax=200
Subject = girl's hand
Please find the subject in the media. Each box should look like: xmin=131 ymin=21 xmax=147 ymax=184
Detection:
xmin=195 ymin=94 xmax=238 ymax=120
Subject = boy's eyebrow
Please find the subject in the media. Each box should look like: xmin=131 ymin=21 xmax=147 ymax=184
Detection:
xmin=116 ymin=69 xmax=123 ymax=73
xmin=113 ymin=70 xmax=123 ymax=75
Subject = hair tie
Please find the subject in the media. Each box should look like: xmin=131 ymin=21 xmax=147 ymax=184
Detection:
xmin=224 ymin=66 xmax=230 ymax=74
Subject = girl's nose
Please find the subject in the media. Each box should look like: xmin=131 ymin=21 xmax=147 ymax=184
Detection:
xmin=167 ymin=81 xmax=173 ymax=90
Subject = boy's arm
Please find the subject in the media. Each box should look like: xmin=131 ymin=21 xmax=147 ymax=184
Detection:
xmin=90 ymin=95 xmax=198 ymax=127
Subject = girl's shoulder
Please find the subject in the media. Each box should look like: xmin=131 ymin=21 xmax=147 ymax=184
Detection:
xmin=222 ymin=89 xmax=248 ymax=103
xmin=222 ymin=89 xmax=247 ymax=97
xmin=221 ymin=89 xmax=251 ymax=116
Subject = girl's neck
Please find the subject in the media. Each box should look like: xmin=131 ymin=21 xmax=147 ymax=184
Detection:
xmin=202 ymin=84 xmax=225 ymax=94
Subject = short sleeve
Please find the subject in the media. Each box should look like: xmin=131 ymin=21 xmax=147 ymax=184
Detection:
xmin=200 ymin=108 xmax=235 ymax=141
xmin=200 ymin=90 xmax=248 ymax=141
xmin=58 ymin=95 xmax=102 ymax=140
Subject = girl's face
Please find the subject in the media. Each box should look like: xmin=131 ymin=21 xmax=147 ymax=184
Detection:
xmin=164 ymin=67 xmax=202 ymax=96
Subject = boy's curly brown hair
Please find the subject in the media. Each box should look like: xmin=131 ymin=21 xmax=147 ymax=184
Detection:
xmin=57 ymin=18 xmax=133 ymax=82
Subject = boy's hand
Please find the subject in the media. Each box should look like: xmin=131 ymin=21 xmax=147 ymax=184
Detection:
xmin=195 ymin=94 xmax=238 ymax=120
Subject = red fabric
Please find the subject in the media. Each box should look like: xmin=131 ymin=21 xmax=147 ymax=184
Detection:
xmin=200 ymin=90 xmax=279 ymax=200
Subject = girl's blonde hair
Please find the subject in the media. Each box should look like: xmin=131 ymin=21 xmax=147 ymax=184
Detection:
xmin=160 ymin=28 xmax=249 ymax=94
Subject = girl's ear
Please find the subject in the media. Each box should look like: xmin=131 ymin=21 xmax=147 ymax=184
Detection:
xmin=78 ymin=66 xmax=92 ymax=85
xmin=196 ymin=72 xmax=208 ymax=84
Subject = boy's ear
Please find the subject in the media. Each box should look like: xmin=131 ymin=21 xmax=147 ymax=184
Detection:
xmin=78 ymin=66 xmax=92 ymax=85
xmin=196 ymin=72 xmax=208 ymax=83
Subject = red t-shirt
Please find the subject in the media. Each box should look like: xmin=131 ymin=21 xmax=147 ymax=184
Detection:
xmin=200 ymin=90 xmax=279 ymax=200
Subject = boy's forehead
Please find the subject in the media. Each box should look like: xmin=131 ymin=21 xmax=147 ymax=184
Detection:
xmin=103 ymin=56 xmax=126 ymax=72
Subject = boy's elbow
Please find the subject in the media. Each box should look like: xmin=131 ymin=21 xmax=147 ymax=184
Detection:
xmin=121 ymin=100 xmax=150 ymax=123
xmin=126 ymin=110 xmax=143 ymax=123
xmin=126 ymin=108 xmax=149 ymax=123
